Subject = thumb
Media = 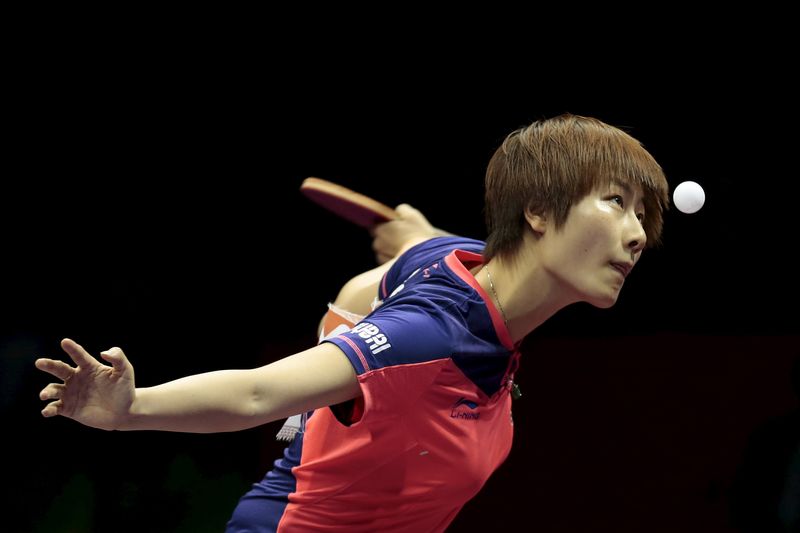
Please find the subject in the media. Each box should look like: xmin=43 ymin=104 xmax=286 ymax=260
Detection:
xmin=395 ymin=203 xmax=424 ymax=220
xmin=100 ymin=347 xmax=130 ymax=373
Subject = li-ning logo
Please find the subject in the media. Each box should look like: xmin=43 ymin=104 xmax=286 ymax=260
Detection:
xmin=450 ymin=397 xmax=480 ymax=420
xmin=351 ymin=322 xmax=391 ymax=355
xmin=422 ymin=262 xmax=439 ymax=279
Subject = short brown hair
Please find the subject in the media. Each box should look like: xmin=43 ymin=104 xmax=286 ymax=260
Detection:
xmin=483 ymin=114 xmax=669 ymax=262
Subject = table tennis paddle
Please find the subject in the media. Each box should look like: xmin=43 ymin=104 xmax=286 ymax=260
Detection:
xmin=300 ymin=177 xmax=399 ymax=228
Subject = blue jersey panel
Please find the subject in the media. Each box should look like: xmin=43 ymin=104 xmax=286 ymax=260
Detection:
xmin=380 ymin=236 xmax=485 ymax=299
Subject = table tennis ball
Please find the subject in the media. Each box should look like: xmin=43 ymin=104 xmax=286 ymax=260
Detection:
xmin=673 ymin=181 xmax=705 ymax=214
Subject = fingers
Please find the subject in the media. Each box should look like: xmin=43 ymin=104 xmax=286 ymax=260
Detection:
xmin=100 ymin=347 xmax=128 ymax=373
xmin=395 ymin=204 xmax=428 ymax=223
xmin=393 ymin=204 xmax=434 ymax=231
xmin=394 ymin=203 xmax=418 ymax=217
xmin=39 ymin=383 xmax=66 ymax=419
xmin=60 ymin=338 xmax=96 ymax=368
xmin=41 ymin=399 xmax=63 ymax=418
xmin=37 ymin=341 xmax=129 ymax=379
xmin=35 ymin=358 xmax=75 ymax=382
xmin=39 ymin=383 xmax=65 ymax=401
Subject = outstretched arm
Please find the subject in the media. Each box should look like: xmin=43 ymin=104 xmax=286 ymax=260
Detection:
xmin=36 ymin=338 xmax=361 ymax=433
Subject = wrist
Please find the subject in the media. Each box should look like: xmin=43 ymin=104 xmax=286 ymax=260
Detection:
xmin=118 ymin=390 xmax=145 ymax=431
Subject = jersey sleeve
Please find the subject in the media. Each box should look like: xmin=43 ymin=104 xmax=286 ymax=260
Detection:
xmin=323 ymin=296 xmax=457 ymax=416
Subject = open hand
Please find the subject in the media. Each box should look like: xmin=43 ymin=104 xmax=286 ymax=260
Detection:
xmin=35 ymin=338 xmax=136 ymax=431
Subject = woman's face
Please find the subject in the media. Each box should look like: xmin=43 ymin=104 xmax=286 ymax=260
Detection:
xmin=537 ymin=181 xmax=648 ymax=308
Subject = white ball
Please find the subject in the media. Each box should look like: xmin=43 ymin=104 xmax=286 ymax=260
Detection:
xmin=673 ymin=181 xmax=705 ymax=214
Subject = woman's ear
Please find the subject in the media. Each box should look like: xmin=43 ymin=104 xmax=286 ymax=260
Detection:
xmin=524 ymin=209 xmax=547 ymax=235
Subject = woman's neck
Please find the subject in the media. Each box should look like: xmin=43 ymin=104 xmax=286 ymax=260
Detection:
xmin=477 ymin=250 xmax=575 ymax=344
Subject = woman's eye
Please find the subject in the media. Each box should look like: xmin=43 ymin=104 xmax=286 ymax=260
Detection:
xmin=610 ymin=195 xmax=624 ymax=207
xmin=637 ymin=213 xmax=645 ymax=222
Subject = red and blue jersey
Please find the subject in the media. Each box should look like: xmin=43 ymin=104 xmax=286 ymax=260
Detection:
xmin=228 ymin=237 xmax=520 ymax=532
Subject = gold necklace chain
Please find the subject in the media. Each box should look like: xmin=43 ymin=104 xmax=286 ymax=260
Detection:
xmin=485 ymin=265 xmax=508 ymax=326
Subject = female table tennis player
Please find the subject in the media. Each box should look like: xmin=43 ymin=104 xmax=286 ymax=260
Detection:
xmin=36 ymin=114 xmax=669 ymax=532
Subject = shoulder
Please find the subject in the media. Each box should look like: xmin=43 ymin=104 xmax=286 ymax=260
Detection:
xmin=381 ymin=236 xmax=485 ymax=299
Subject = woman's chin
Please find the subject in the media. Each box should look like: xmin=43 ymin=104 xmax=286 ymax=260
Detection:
xmin=588 ymin=292 xmax=619 ymax=309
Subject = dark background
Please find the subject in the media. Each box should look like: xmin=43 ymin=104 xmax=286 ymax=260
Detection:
xmin=2 ymin=29 xmax=799 ymax=532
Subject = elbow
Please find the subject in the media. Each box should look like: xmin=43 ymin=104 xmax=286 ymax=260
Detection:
xmin=248 ymin=384 xmax=278 ymax=426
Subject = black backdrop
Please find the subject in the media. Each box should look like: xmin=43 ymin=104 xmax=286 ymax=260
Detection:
xmin=3 ymin=41 xmax=799 ymax=532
